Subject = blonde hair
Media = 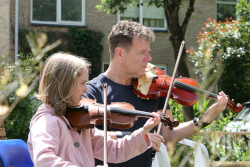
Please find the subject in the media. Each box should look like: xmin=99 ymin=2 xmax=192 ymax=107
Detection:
xmin=38 ymin=52 xmax=91 ymax=116
xmin=108 ymin=20 xmax=155 ymax=59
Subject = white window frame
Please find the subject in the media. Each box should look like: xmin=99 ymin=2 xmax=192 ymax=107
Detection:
xmin=102 ymin=62 xmax=110 ymax=73
xmin=31 ymin=0 xmax=86 ymax=26
xmin=102 ymin=62 xmax=167 ymax=73
xmin=216 ymin=0 xmax=239 ymax=21
xmin=117 ymin=0 xmax=167 ymax=31
xmin=155 ymin=64 xmax=167 ymax=73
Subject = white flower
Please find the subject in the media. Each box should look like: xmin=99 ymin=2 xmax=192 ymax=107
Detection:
xmin=241 ymin=50 xmax=245 ymax=54
xmin=226 ymin=47 xmax=232 ymax=52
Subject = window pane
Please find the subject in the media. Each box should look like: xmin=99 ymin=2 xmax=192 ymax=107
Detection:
xmin=120 ymin=3 xmax=139 ymax=22
xmin=33 ymin=0 xmax=56 ymax=22
xmin=217 ymin=3 xmax=236 ymax=22
xmin=103 ymin=63 xmax=109 ymax=72
xmin=143 ymin=1 xmax=164 ymax=28
xmin=217 ymin=0 xmax=237 ymax=2
xmin=61 ymin=0 xmax=82 ymax=22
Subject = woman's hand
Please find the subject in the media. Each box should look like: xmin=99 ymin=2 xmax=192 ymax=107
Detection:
xmin=141 ymin=112 xmax=161 ymax=136
xmin=147 ymin=133 xmax=164 ymax=152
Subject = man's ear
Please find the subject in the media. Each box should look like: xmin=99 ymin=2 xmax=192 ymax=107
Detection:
xmin=115 ymin=47 xmax=124 ymax=59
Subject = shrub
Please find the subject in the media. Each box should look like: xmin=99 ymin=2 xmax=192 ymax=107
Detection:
xmin=66 ymin=27 xmax=104 ymax=79
xmin=188 ymin=1 xmax=250 ymax=104
xmin=4 ymin=92 xmax=41 ymax=142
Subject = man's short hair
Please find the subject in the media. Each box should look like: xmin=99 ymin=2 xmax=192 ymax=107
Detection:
xmin=108 ymin=20 xmax=155 ymax=59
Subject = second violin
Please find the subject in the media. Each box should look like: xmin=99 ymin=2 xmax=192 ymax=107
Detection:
xmin=66 ymin=97 xmax=179 ymax=131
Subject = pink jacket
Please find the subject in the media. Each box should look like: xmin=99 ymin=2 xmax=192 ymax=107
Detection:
xmin=27 ymin=104 xmax=151 ymax=167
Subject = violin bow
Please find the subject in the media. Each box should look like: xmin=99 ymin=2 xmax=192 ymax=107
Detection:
xmin=157 ymin=41 xmax=185 ymax=134
xmin=103 ymin=83 xmax=108 ymax=166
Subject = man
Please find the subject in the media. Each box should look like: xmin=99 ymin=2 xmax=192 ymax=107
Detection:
xmin=84 ymin=20 xmax=228 ymax=167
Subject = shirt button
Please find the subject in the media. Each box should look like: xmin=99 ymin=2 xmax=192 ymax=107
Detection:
xmin=74 ymin=142 xmax=79 ymax=148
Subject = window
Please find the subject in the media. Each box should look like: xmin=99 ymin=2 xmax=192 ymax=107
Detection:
xmin=155 ymin=64 xmax=167 ymax=73
xmin=118 ymin=0 xmax=167 ymax=31
xmin=31 ymin=0 xmax=85 ymax=26
xmin=217 ymin=0 xmax=238 ymax=22
xmin=102 ymin=62 xmax=110 ymax=72
xmin=102 ymin=62 xmax=167 ymax=73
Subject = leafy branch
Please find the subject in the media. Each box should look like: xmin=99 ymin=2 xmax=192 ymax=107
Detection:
xmin=0 ymin=31 xmax=61 ymax=125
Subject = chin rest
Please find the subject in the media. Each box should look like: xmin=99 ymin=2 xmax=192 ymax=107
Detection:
xmin=0 ymin=139 xmax=33 ymax=167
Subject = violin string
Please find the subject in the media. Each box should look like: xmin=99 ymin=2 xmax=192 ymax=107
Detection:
xmin=174 ymin=81 xmax=235 ymax=107
xmin=108 ymin=106 xmax=177 ymax=127
xmin=174 ymin=81 xmax=217 ymax=98
xmin=109 ymin=106 xmax=152 ymax=117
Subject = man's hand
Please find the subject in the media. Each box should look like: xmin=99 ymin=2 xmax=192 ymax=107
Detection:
xmin=147 ymin=133 xmax=164 ymax=152
xmin=203 ymin=91 xmax=228 ymax=123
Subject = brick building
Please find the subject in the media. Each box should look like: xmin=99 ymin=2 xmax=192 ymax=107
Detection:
xmin=1 ymin=0 xmax=237 ymax=75
xmin=0 ymin=0 xmax=11 ymax=57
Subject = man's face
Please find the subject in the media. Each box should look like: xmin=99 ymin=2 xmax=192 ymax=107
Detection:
xmin=122 ymin=36 xmax=152 ymax=78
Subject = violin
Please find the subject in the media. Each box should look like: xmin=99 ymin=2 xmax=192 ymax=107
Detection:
xmin=133 ymin=67 xmax=243 ymax=113
xmin=66 ymin=97 xmax=179 ymax=131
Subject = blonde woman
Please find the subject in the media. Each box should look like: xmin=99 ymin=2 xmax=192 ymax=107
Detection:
xmin=27 ymin=52 xmax=161 ymax=167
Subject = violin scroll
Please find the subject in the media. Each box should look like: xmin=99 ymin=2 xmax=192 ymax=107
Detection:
xmin=160 ymin=113 xmax=179 ymax=130
xmin=227 ymin=101 xmax=243 ymax=113
xmin=234 ymin=103 xmax=243 ymax=113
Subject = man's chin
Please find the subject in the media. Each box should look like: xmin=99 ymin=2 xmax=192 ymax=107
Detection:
xmin=136 ymin=72 xmax=146 ymax=78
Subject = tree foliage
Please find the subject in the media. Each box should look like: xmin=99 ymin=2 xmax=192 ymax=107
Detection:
xmin=188 ymin=0 xmax=250 ymax=104
xmin=19 ymin=29 xmax=64 ymax=61
xmin=0 ymin=32 xmax=61 ymax=124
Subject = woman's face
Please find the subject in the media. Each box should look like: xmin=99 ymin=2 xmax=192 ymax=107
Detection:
xmin=70 ymin=69 xmax=89 ymax=105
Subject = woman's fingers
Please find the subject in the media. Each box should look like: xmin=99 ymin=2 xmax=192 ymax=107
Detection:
xmin=148 ymin=133 xmax=164 ymax=152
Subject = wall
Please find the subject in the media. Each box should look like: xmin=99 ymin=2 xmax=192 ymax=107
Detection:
xmin=8 ymin=0 xmax=217 ymax=76
xmin=0 ymin=0 xmax=11 ymax=57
